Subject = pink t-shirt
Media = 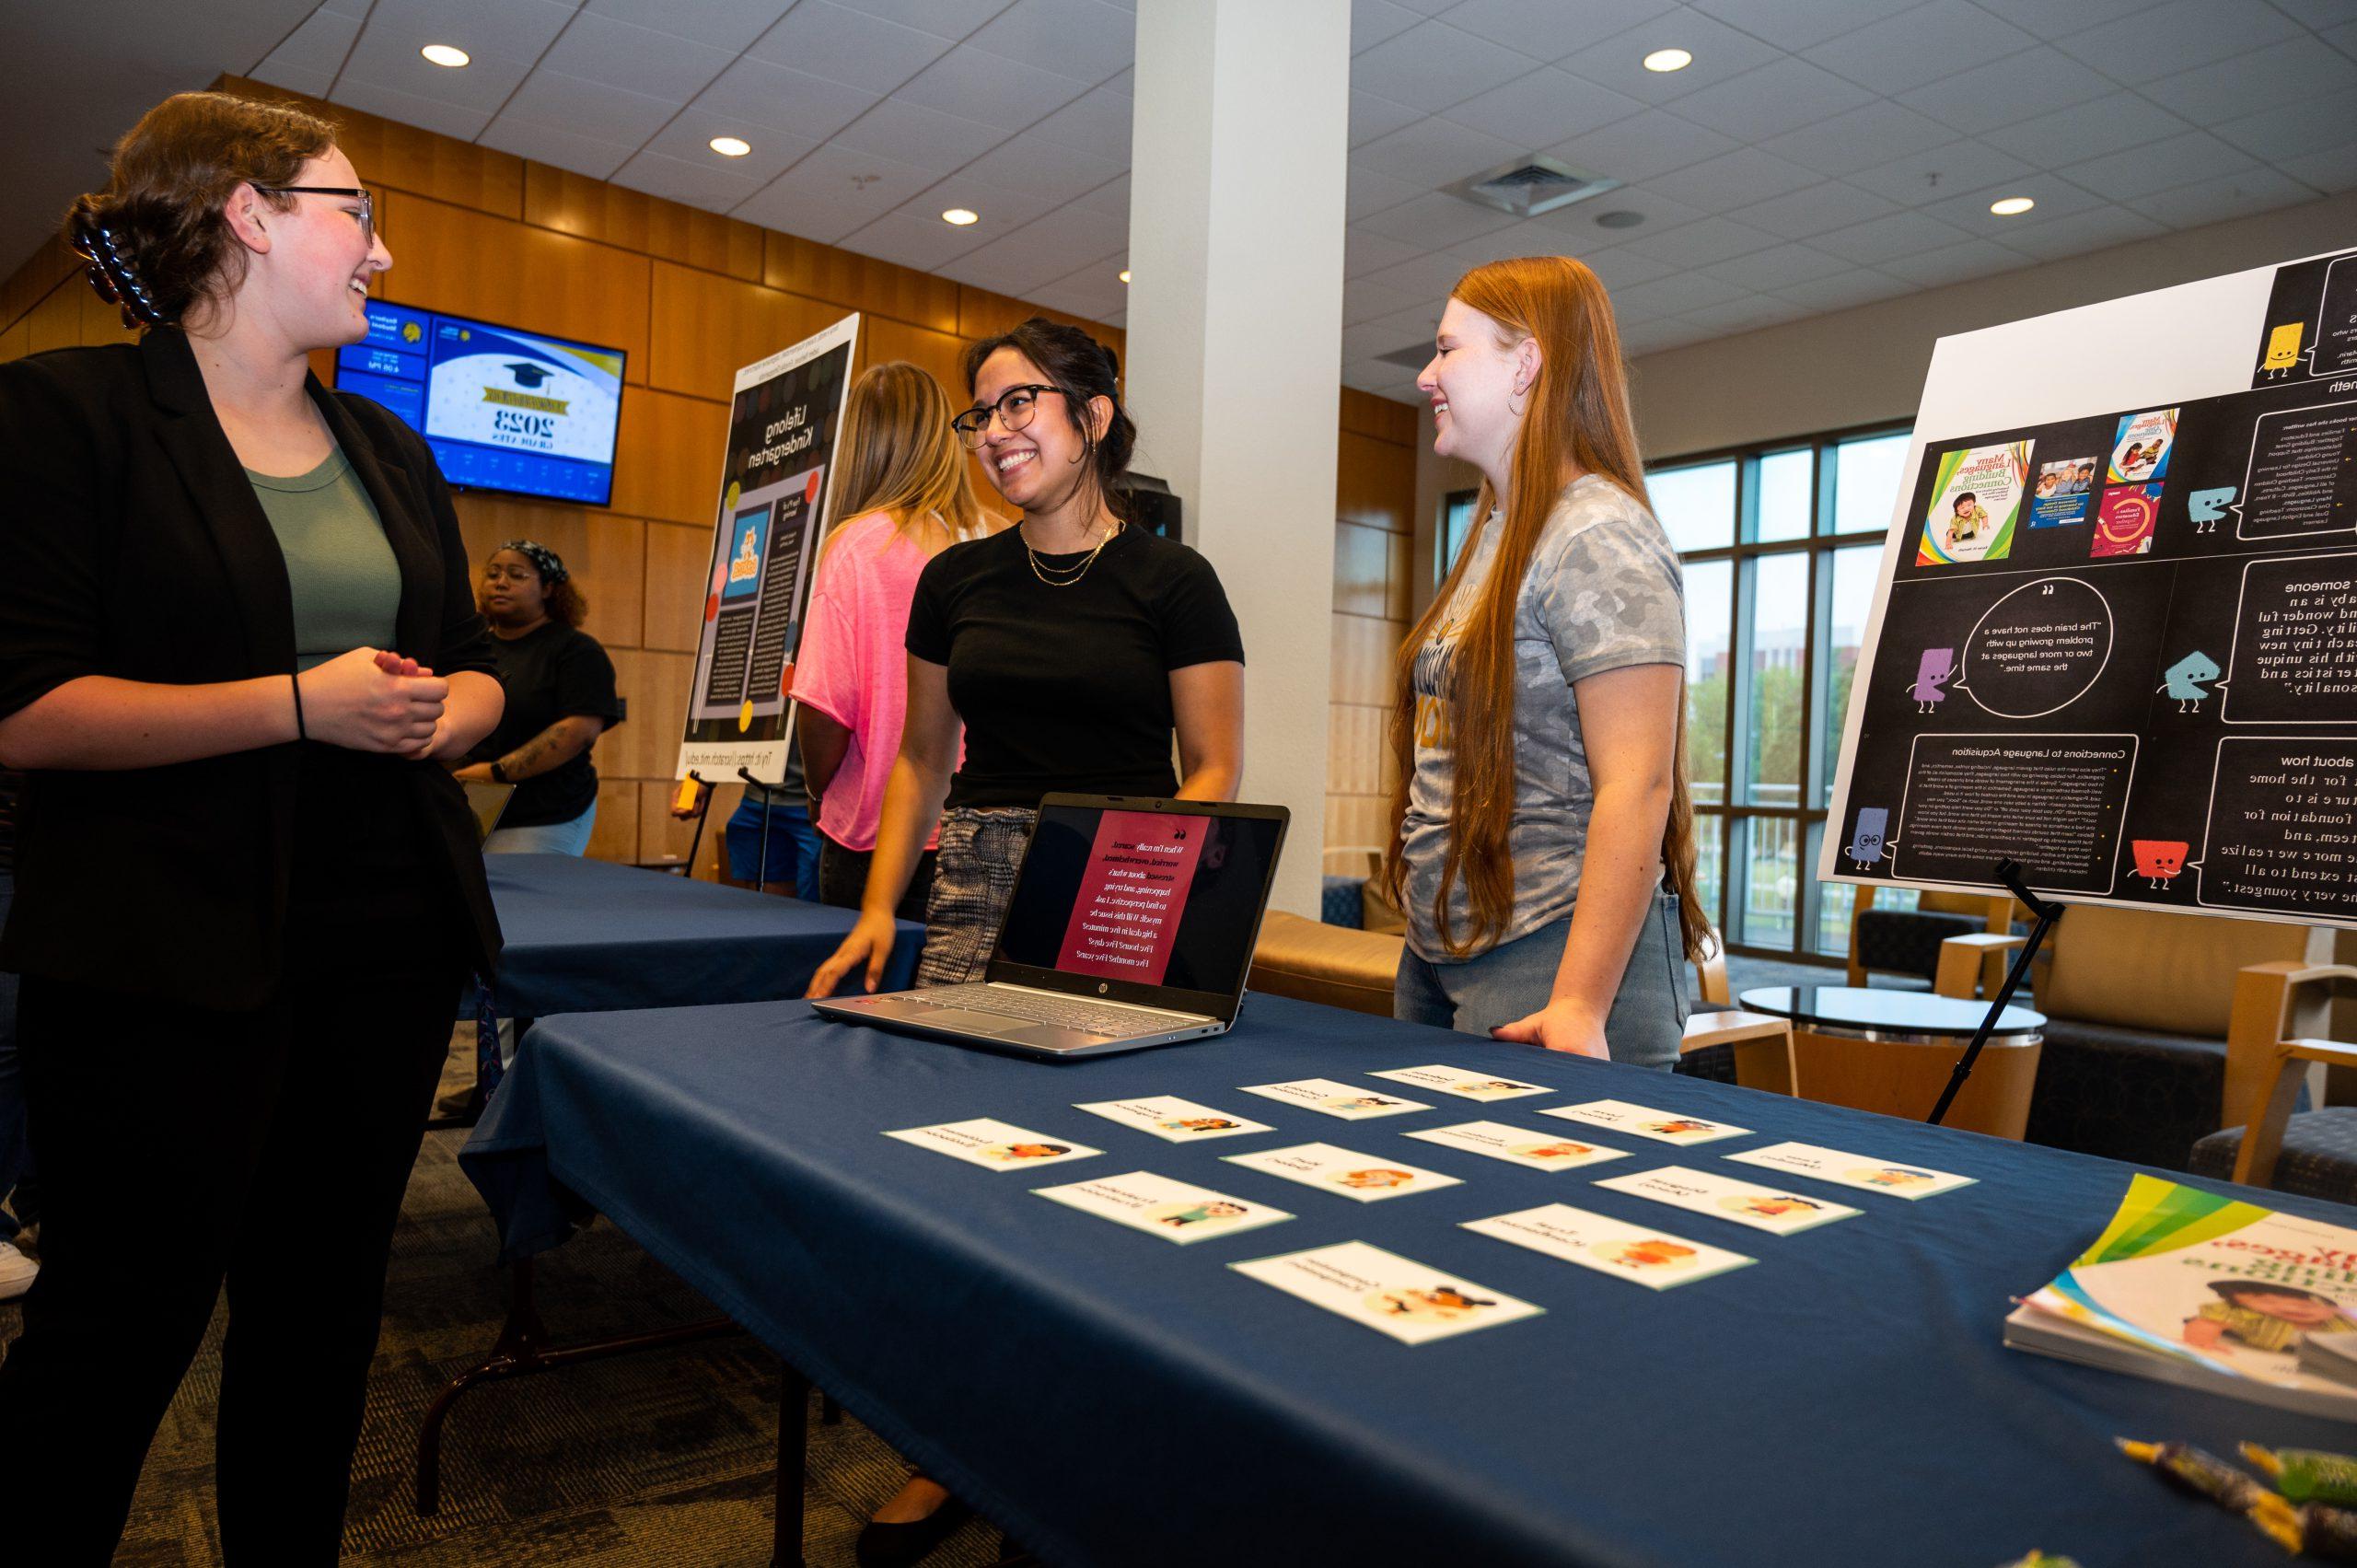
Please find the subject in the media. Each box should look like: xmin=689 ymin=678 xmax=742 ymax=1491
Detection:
xmin=792 ymin=511 xmax=962 ymax=852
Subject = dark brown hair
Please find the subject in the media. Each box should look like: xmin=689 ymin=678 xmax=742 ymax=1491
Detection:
xmin=960 ymin=317 xmax=1137 ymax=521
xmin=476 ymin=554 xmax=589 ymax=630
xmin=66 ymin=91 xmax=337 ymax=331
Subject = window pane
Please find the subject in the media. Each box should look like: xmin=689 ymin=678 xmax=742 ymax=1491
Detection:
xmin=1831 ymin=432 xmax=1911 ymax=536
xmin=1651 ymin=460 xmax=1735 ymax=552
xmin=1736 ymin=815 xmax=1798 ymax=951
xmin=1683 ymin=559 xmax=1731 ymax=806
xmin=1442 ymin=490 xmax=1480 ymax=572
xmin=1692 ymin=810 xmax=1725 ymax=935
xmin=1746 ymin=552 xmax=1807 ymax=807
xmin=1757 ymin=448 xmax=1811 ymax=543
xmin=1808 ymin=821 xmax=1852 ymax=957
xmin=1818 ymin=544 xmax=1880 ymax=808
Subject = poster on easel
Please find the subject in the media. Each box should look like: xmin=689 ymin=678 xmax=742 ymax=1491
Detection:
xmin=675 ymin=313 xmax=859 ymax=782
xmin=1820 ymin=246 xmax=2357 ymax=930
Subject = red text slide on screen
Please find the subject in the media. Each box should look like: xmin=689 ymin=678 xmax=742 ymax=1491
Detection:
xmin=1057 ymin=811 xmax=1208 ymax=986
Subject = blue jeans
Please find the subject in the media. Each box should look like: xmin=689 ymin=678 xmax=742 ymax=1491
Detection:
xmin=1393 ymin=891 xmax=1690 ymax=1070
xmin=728 ymin=799 xmax=821 ymax=900
xmin=482 ymin=798 xmax=597 ymax=856
xmin=0 ymin=872 xmax=24 ymax=1237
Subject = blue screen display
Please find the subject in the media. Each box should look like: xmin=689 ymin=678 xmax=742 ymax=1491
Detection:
xmin=335 ymin=302 xmax=625 ymax=506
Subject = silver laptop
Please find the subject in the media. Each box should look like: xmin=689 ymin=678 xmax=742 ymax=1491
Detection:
xmin=812 ymin=793 xmax=1290 ymax=1060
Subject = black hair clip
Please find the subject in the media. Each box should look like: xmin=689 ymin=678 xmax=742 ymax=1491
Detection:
xmin=70 ymin=215 xmax=168 ymax=328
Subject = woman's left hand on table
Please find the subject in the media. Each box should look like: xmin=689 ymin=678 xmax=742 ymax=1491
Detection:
xmin=1492 ymin=999 xmax=1609 ymax=1058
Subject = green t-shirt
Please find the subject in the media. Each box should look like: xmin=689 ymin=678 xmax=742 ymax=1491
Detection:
xmin=247 ymin=447 xmax=400 ymax=672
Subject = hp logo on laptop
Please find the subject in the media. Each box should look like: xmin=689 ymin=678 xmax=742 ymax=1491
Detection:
xmin=1097 ymin=982 xmax=1109 ymax=993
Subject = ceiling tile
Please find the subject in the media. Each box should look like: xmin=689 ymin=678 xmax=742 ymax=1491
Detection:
xmin=1447 ymin=217 xmax=1605 ymax=267
xmin=1668 ymin=57 xmax=1876 ymax=142
xmin=2055 ymin=0 xmax=2302 ymax=84
xmin=894 ymin=174 xmax=1060 ymax=232
xmin=539 ymin=11 xmax=734 ymax=100
xmin=1759 ymin=100 xmax=1957 ymax=179
xmin=610 ymin=148 xmax=767 ymax=214
xmin=2328 ymin=17 xmax=2357 ymax=60
xmin=1344 ymin=321 xmax=1419 ymax=361
xmin=1643 ymin=145 xmax=1820 ymax=213
xmin=1847 ymin=139 xmax=2035 ymax=205
xmin=1032 ymin=268 xmax=1129 ymax=325
xmin=2139 ymin=165 xmax=2320 ymax=226
xmin=1972 ymin=0 xmax=2157 ymax=31
xmin=1918 ymin=174 xmax=2100 ymax=236
xmin=2146 ymin=36 xmax=2357 ymax=125
xmin=2063 ymin=129 xmax=2258 ymax=202
xmin=1617 ymin=214 xmax=1779 ymax=267
xmin=1439 ymin=68 xmax=1643 ymax=149
xmin=253 ymin=60 xmax=338 ymax=99
xmin=1891 ymin=45 xmax=2114 ymax=135
xmin=1343 ymin=274 xmax=1429 ymax=322
xmin=332 ymin=81 xmax=496 ymax=143
xmin=734 ymin=142 xmax=941 ymax=242
xmin=1355 ymin=190 xmax=1524 ymax=247
xmin=259 ymin=6 xmax=363 ymax=83
xmin=1072 ymin=172 xmax=1128 ymax=215
xmin=474 ymin=118 xmax=636 ymax=182
xmin=1347 ymin=165 xmax=1426 ymax=220
xmin=1699 ymin=240 xmax=1850 ymax=291
xmin=1353 ymin=0 xmax=1425 ymax=54
xmin=638 ymin=111 xmax=819 ymax=186
xmin=1995 ymin=203 xmax=2167 ymax=261
xmin=1353 ymin=18 xmax=1534 ymax=113
xmin=1687 ymin=0 xmax=1920 ymax=52
xmin=829 ymin=0 xmax=1007 ymax=41
xmin=1608 ymin=270 xmax=1748 ymax=317
xmin=744 ymin=1 xmax=955 ymax=95
xmin=1556 ymin=7 xmax=1782 ymax=105
xmin=2282 ymin=141 xmax=2357 ymax=195
xmin=897 ymin=44 xmax=1092 ymax=130
xmin=956 ymin=133 xmax=1123 ymax=203
xmin=691 ymin=57 xmax=880 ymax=145
xmin=2270 ymin=0 xmax=2352 ymax=27
xmin=1806 ymin=0 xmax=2038 ymax=96
xmin=1437 ymin=0 xmax=1677 ymax=54
xmin=581 ymin=0 xmax=795 ymax=52
xmin=1350 ymin=91 xmax=1426 ymax=147
xmin=498 ymin=69 xmax=679 ymax=145
xmin=832 ymin=97 xmax=1004 ymax=175
xmin=964 ymin=0 xmax=1136 ymax=83
xmin=2213 ymin=86 xmax=2357 ymax=162
xmin=1771 ymin=267 xmax=1912 ymax=311
xmin=1363 ymin=250 xmax=1485 ymax=299
xmin=1812 ymin=207 xmax=1975 ymax=263
xmin=338 ymin=0 xmax=577 ymax=111
xmin=1878 ymin=238 xmax=2029 ymax=287
xmin=1730 ymin=180 xmax=1900 ymax=240
xmin=992 ymin=202 xmax=1130 ymax=265
xmin=1530 ymin=185 xmax=1705 ymax=239
xmin=1027 ymin=84 xmax=1133 ymax=159
xmin=838 ymin=207 xmax=1001 ymax=272
xmin=1979 ymin=90 xmax=2189 ymax=168
xmin=1683 ymin=295 xmax=1808 ymax=336
xmin=1579 ymin=246 xmax=1679 ymax=291
xmin=1351 ymin=117 xmax=1523 ymax=187
xmin=1545 ymin=107 xmax=1736 ymax=183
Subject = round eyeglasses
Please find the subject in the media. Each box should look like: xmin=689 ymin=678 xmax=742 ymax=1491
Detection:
xmin=952 ymin=383 xmax=1062 ymax=450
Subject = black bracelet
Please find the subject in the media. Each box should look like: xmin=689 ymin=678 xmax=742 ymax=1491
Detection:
xmin=289 ymin=671 xmax=307 ymax=741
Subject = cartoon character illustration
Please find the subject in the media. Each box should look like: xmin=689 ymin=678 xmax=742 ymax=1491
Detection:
xmin=1326 ymin=1095 xmax=1405 ymax=1111
xmin=1596 ymin=1238 xmax=1698 ymax=1271
xmin=2262 ymin=322 xmax=2305 ymax=379
xmin=2130 ymin=839 xmax=2189 ymax=889
xmin=1369 ymin=1284 xmax=1496 ymax=1321
xmin=2158 ymin=651 xmax=2221 ymax=713
xmin=2187 ymin=487 xmax=2237 ymax=533
xmin=1510 ymin=1141 xmax=1596 ymax=1162
xmin=1722 ymin=1192 xmax=1824 ymax=1219
xmin=2184 ymin=1280 xmax=2357 ymax=1356
xmin=985 ymin=1142 xmax=1072 ymax=1162
xmin=1847 ymin=807 xmax=1889 ymax=871
xmin=1338 ymin=1167 xmax=1414 ymax=1191
xmin=1465 ymin=1079 xmax=1534 ymax=1096
xmin=1852 ymin=1167 xmax=1936 ymax=1188
xmin=1643 ymin=1119 xmax=1717 ymax=1137
xmin=1161 ymin=1117 xmax=1241 ymax=1134
xmin=1155 ymin=1200 xmax=1248 ymax=1229
xmin=1910 ymin=648 xmax=1956 ymax=712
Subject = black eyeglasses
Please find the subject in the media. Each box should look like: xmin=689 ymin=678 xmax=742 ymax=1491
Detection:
xmin=952 ymin=383 xmax=1062 ymax=449
xmin=254 ymin=185 xmax=376 ymax=245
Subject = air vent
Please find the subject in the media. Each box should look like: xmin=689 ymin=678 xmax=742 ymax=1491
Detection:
xmin=1376 ymin=342 xmax=1434 ymax=370
xmin=1447 ymin=155 xmax=1621 ymax=218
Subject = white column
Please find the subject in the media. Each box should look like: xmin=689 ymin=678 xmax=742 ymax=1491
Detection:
xmin=1124 ymin=0 xmax=1350 ymax=918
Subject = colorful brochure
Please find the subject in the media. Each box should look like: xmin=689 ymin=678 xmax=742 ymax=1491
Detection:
xmin=1073 ymin=1096 xmax=1274 ymax=1143
xmin=1402 ymin=1121 xmax=1629 ymax=1172
xmin=882 ymin=1118 xmax=1101 ymax=1172
xmin=1538 ymin=1099 xmax=1750 ymax=1145
xmin=1230 ymin=1241 xmax=1544 ymax=1344
xmin=1032 ymin=1170 xmax=1292 ymax=1246
xmin=2108 ymin=407 xmax=2177 ymax=483
xmin=1238 ymin=1078 xmax=1430 ymax=1120
xmin=1463 ymin=1203 xmax=1755 ymax=1291
xmin=1366 ymin=1064 xmax=1552 ymax=1100
xmin=1593 ymin=1165 xmax=1861 ymax=1235
xmin=1222 ymin=1142 xmax=1462 ymax=1202
xmin=1725 ymin=1142 xmax=1976 ymax=1200
xmin=1915 ymin=441 xmax=2029 ymax=566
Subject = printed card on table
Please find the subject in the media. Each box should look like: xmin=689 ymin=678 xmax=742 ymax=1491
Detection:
xmin=1230 ymin=1241 xmax=1544 ymax=1344
xmin=883 ymin=1118 xmax=1101 ymax=1172
xmin=1539 ymin=1099 xmax=1750 ymax=1145
xmin=1403 ymin=1121 xmax=1629 ymax=1172
xmin=1593 ymin=1166 xmax=1861 ymax=1236
xmin=1222 ymin=1142 xmax=1462 ymax=1203
xmin=1238 ymin=1078 xmax=1430 ymax=1120
xmin=1724 ymin=1142 xmax=1975 ymax=1201
xmin=1368 ymin=1064 xmax=1552 ymax=1101
xmin=1032 ymin=1170 xmax=1292 ymax=1246
xmin=1073 ymin=1096 xmax=1274 ymax=1143
xmin=1463 ymin=1203 xmax=1755 ymax=1291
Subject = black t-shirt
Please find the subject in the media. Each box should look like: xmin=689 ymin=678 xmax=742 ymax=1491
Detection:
xmin=468 ymin=621 xmax=624 ymax=828
xmin=905 ymin=525 xmax=1245 ymax=808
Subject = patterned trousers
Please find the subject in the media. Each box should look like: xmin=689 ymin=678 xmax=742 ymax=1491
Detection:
xmin=913 ymin=806 xmax=1041 ymax=988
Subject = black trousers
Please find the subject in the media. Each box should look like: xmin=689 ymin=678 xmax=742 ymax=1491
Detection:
xmin=819 ymin=830 xmax=938 ymax=922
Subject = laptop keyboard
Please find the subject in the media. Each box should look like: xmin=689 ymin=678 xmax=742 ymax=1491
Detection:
xmin=921 ymin=983 xmax=1203 ymax=1037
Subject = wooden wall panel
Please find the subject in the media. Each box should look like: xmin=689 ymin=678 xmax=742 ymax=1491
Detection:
xmin=956 ymin=285 xmax=1125 ymax=366
xmin=1385 ymin=531 xmax=1415 ymax=622
xmin=0 ymin=318 xmax=27 ymax=364
xmin=26 ymin=282 xmax=79 ymax=356
xmin=1341 ymin=388 xmax=1418 ymax=445
xmin=638 ymin=780 xmax=729 ymax=875
xmin=1327 ymin=704 xmax=1387 ymax=796
xmin=1331 ymin=613 xmax=1398 ymax=706
xmin=588 ymin=779 xmax=640 ymax=863
xmin=527 ymin=164 xmax=763 ymax=282
xmin=77 ymin=286 xmax=140 ymax=349
xmin=611 ymin=389 xmax=728 ymax=528
xmin=1333 ymin=521 xmax=1391 ymax=619
xmin=378 ymin=192 xmax=650 ymax=383
xmin=454 ymin=496 xmax=646 ymax=650
xmin=1337 ymin=431 xmax=1414 ymax=532
xmin=605 ymin=646 xmax=694 ymax=782
xmin=647 ymin=261 xmax=840 ymax=398
xmin=0 ymin=237 xmax=77 ymax=336
xmin=1323 ymin=795 xmax=1391 ymax=857
xmin=765 ymin=232 xmax=959 ymax=336
xmin=644 ymin=520 xmax=714 ymax=653
xmin=222 ymin=75 xmax=524 ymax=220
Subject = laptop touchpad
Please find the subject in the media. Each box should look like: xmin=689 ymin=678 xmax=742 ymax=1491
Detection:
xmin=911 ymin=1006 xmax=1036 ymax=1034
xmin=998 ymin=1025 xmax=1115 ymax=1051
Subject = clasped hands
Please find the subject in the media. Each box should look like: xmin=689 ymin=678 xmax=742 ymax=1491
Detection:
xmin=299 ymin=646 xmax=455 ymax=759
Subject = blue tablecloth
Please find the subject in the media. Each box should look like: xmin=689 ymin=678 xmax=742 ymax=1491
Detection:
xmin=461 ymin=993 xmax=2357 ymax=1568
xmin=479 ymin=854 xmax=921 ymax=1016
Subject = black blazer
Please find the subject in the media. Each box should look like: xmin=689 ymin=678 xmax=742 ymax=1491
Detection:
xmin=0 ymin=328 xmax=502 ymax=1007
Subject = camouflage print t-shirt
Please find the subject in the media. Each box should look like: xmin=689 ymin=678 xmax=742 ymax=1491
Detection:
xmin=1400 ymin=474 xmax=1685 ymax=961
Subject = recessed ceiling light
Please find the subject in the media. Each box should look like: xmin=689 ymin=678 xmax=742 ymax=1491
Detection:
xmin=1119 ymin=269 xmax=1132 ymax=284
xmin=709 ymin=136 xmax=751 ymax=158
xmin=1643 ymin=47 xmax=1692 ymax=72
xmin=1595 ymin=209 xmax=1645 ymax=229
xmin=941 ymin=207 xmax=980 ymax=226
xmin=1989 ymin=195 xmax=2036 ymax=215
xmin=420 ymin=43 xmax=470 ymax=68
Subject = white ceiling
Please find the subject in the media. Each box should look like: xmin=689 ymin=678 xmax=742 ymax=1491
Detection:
xmin=7 ymin=1 xmax=2355 ymax=404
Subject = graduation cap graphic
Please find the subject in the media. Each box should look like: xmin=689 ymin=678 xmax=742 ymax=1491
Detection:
xmin=504 ymin=361 xmax=558 ymax=389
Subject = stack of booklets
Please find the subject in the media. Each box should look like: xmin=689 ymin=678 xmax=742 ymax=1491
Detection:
xmin=2006 ymin=1174 xmax=2357 ymax=1417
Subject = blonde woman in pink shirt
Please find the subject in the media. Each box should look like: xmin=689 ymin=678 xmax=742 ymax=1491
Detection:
xmin=793 ymin=362 xmax=1003 ymax=917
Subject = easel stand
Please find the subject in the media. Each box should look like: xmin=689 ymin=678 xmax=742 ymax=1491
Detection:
xmin=738 ymin=766 xmax=787 ymax=895
xmin=1927 ymin=857 xmax=2062 ymax=1127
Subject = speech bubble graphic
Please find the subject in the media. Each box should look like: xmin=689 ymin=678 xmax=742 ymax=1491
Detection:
xmin=1847 ymin=807 xmax=1888 ymax=869
xmin=1909 ymin=647 xmax=1956 ymax=711
xmin=2188 ymin=486 xmax=2237 ymax=532
xmin=1961 ymin=577 xmax=2114 ymax=718
xmin=2222 ymin=552 xmax=2357 ymax=725
xmin=2131 ymin=838 xmax=2189 ymax=887
xmin=2197 ymin=737 xmax=2357 ymax=921
xmin=2230 ymin=403 xmax=2357 ymax=541
xmin=2159 ymin=650 xmax=2221 ymax=711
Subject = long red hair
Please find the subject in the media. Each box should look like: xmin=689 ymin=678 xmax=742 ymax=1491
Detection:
xmin=1382 ymin=256 xmax=1705 ymax=962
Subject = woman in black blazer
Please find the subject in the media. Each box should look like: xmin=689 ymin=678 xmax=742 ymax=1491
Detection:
xmin=0 ymin=92 xmax=505 ymax=1560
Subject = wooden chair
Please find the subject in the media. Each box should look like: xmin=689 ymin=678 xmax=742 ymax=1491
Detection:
xmin=2187 ymin=963 xmax=2357 ymax=1197
xmin=1783 ymin=1028 xmax=2041 ymax=1140
xmin=1680 ymin=936 xmax=1794 ymax=1095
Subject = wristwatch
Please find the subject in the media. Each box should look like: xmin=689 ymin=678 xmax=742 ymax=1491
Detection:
xmin=489 ymin=761 xmax=512 ymax=784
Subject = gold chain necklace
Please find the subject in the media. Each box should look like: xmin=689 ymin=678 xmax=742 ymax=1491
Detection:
xmin=1024 ymin=517 xmax=1121 ymax=587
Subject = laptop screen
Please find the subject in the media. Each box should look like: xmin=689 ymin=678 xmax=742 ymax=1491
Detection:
xmin=992 ymin=800 xmax=1286 ymax=1006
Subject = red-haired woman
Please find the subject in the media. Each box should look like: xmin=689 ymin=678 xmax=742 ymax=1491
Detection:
xmin=1387 ymin=256 xmax=1702 ymax=1067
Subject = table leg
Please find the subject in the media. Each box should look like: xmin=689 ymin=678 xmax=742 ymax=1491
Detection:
xmin=774 ymin=1359 xmax=810 ymax=1568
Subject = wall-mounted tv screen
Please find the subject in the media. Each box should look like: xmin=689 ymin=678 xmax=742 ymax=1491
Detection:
xmin=335 ymin=302 xmax=625 ymax=506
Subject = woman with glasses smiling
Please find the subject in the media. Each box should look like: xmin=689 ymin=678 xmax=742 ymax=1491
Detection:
xmin=0 ymin=92 xmax=503 ymax=1558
